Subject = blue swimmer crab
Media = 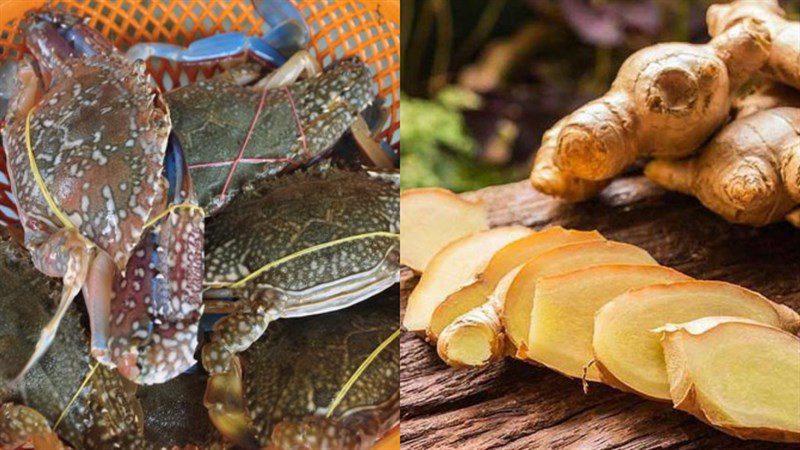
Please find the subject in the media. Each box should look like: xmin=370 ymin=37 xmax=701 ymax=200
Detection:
xmin=201 ymin=169 xmax=399 ymax=376
xmin=2 ymin=9 xmax=204 ymax=385
xmin=204 ymin=288 xmax=399 ymax=449
xmin=126 ymin=0 xmax=396 ymax=193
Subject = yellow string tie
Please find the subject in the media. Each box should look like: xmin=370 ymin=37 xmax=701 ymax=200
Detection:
xmin=326 ymin=328 xmax=400 ymax=418
xmin=215 ymin=231 xmax=399 ymax=290
xmin=54 ymin=361 xmax=101 ymax=430
xmin=143 ymin=203 xmax=205 ymax=229
xmin=25 ymin=108 xmax=76 ymax=230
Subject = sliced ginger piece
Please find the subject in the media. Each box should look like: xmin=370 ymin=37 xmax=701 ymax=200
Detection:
xmin=427 ymin=227 xmax=604 ymax=341
xmin=658 ymin=317 xmax=800 ymax=443
xmin=436 ymin=267 xmax=521 ymax=367
xmin=402 ymin=226 xmax=532 ymax=333
xmin=400 ymin=188 xmax=488 ymax=272
xmin=593 ymin=281 xmax=800 ymax=400
xmin=503 ymin=240 xmax=659 ymax=353
xmin=526 ymin=265 xmax=691 ymax=381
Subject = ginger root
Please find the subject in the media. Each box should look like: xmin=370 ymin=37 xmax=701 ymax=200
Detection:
xmin=708 ymin=0 xmax=800 ymax=91
xmin=733 ymin=82 xmax=800 ymax=119
xmin=403 ymin=222 xmax=800 ymax=442
xmin=592 ymin=280 xmax=800 ymax=400
xmin=400 ymin=188 xmax=488 ymax=272
xmin=530 ymin=18 xmax=772 ymax=200
xmin=645 ymin=107 xmax=800 ymax=226
xmin=659 ymin=317 xmax=800 ymax=442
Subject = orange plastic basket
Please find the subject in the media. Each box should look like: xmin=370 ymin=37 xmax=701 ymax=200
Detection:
xmin=0 ymin=0 xmax=399 ymax=229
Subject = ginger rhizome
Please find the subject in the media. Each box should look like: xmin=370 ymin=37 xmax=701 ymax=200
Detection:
xmin=437 ymin=239 xmax=658 ymax=367
xmin=708 ymin=0 xmax=800 ymax=91
xmin=502 ymin=240 xmax=657 ymax=353
xmin=645 ymin=107 xmax=800 ymax=226
xmin=530 ymin=18 xmax=772 ymax=200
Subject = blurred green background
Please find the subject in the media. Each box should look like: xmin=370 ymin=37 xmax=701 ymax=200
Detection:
xmin=400 ymin=0 xmax=800 ymax=192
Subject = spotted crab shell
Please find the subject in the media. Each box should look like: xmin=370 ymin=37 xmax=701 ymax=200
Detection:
xmin=3 ymin=52 xmax=170 ymax=270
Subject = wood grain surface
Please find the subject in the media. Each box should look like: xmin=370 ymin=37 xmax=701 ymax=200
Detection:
xmin=400 ymin=176 xmax=800 ymax=450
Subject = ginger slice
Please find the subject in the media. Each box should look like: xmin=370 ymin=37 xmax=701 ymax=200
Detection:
xmin=402 ymin=226 xmax=532 ymax=333
xmin=427 ymin=227 xmax=604 ymax=341
xmin=400 ymin=188 xmax=488 ymax=272
xmin=593 ymin=281 xmax=800 ymax=400
xmin=526 ymin=265 xmax=691 ymax=381
xmin=435 ymin=267 xmax=520 ymax=367
xmin=658 ymin=317 xmax=800 ymax=443
xmin=503 ymin=241 xmax=659 ymax=353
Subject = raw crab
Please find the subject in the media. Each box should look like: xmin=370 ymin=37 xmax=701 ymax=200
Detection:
xmin=1 ymin=9 xmax=204 ymax=385
xmin=165 ymin=53 xmax=377 ymax=212
xmin=0 ymin=234 xmax=146 ymax=449
xmin=126 ymin=0 xmax=396 ymax=187
xmin=201 ymin=169 xmax=399 ymax=375
xmin=204 ymin=289 xmax=399 ymax=449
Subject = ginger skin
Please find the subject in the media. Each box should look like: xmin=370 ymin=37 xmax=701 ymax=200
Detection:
xmin=530 ymin=18 xmax=772 ymax=200
xmin=733 ymin=81 xmax=800 ymax=119
xmin=645 ymin=107 xmax=800 ymax=226
xmin=708 ymin=0 xmax=800 ymax=91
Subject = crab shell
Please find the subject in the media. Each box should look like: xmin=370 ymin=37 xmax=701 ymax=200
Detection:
xmin=4 ymin=14 xmax=168 ymax=272
xmin=204 ymin=169 xmax=399 ymax=311
xmin=204 ymin=292 xmax=399 ymax=449
xmin=166 ymin=56 xmax=375 ymax=212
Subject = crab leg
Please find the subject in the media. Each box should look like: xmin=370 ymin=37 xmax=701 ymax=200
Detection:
xmin=0 ymin=404 xmax=66 ymax=450
xmin=253 ymin=49 xmax=320 ymax=89
xmin=201 ymin=292 xmax=283 ymax=375
xmin=252 ymin=0 xmax=310 ymax=57
xmin=12 ymin=229 xmax=93 ymax=384
xmin=203 ymin=357 xmax=261 ymax=449
xmin=83 ymin=251 xmax=116 ymax=359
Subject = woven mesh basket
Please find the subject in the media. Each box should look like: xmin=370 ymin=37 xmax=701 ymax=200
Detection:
xmin=0 ymin=0 xmax=400 ymax=228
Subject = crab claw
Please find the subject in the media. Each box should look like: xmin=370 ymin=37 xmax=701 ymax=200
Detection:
xmin=204 ymin=356 xmax=262 ymax=449
xmin=21 ymin=8 xmax=117 ymax=88
xmin=251 ymin=0 xmax=310 ymax=57
xmin=106 ymin=136 xmax=205 ymax=385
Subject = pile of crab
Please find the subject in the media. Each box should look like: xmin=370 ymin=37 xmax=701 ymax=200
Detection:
xmin=0 ymin=2 xmax=399 ymax=449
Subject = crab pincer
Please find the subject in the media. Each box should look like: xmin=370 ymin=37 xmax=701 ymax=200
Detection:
xmin=1 ymin=9 xmax=203 ymax=385
xmin=107 ymin=136 xmax=205 ymax=384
